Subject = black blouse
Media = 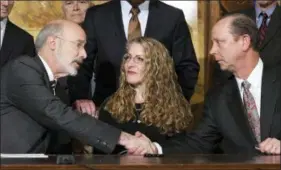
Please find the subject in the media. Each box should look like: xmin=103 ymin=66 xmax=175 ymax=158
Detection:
xmin=95 ymin=102 xmax=185 ymax=154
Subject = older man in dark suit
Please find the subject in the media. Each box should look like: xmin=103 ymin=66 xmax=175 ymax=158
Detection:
xmin=0 ymin=0 xmax=36 ymax=68
xmin=0 ymin=20 xmax=156 ymax=154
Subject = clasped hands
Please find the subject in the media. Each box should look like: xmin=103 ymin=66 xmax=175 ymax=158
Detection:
xmin=121 ymin=131 xmax=158 ymax=155
xmin=73 ymin=101 xmax=158 ymax=155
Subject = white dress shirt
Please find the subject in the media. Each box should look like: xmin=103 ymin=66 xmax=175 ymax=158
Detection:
xmin=38 ymin=55 xmax=55 ymax=82
xmin=0 ymin=18 xmax=8 ymax=49
xmin=235 ymin=58 xmax=263 ymax=117
xmin=120 ymin=0 xmax=149 ymax=39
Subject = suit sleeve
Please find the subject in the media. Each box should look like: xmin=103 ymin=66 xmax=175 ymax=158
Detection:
xmin=162 ymin=94 xmax=222 ymax=154
xmin=172 ymin=10 xmax=200 ymax=101
xmin=68 ymin=8 xmax=97 ymax=103
xmin=7 ymin=61 xmax=121 ymax=153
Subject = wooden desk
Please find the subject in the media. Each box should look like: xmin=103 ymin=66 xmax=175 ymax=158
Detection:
xmin=1 ymin=154 xmax=280 ymax=170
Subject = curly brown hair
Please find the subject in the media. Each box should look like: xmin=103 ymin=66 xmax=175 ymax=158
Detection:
xmin=105 ymin=37 xmax=193 ymax=134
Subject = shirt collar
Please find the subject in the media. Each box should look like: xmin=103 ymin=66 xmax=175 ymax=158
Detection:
xmin=236 ymin=58 xmax=263 ymax=91
xmin=121 ymin=0 xmax=149 ymax=15
xmin=0 ymin=18 xmax=8 ymax=31
xmin=255 ymin=3 xmax=277 ymax=18
xmin=38 ymin=55 xmax=55 ymax=81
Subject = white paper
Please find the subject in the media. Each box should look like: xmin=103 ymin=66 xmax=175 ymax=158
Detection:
xmin=0 ymin=153 xmax=48 ymax=158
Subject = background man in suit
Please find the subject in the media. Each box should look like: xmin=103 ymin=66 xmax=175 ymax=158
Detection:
xmin=68 ymin=0 xmax=200 ymax=113
xmin=55 ymin=0 xmax=93 ymax=106
xmin=54 ymin=0 xmax=93 ymax=105
xmin=136 ymin=14 xmax=281 ymax=155
xmin=62 ymin=0 xmax=92 ymax=25
xmin=0 ymin=20 xmax=156 ymax=154
xmin=212 ymin=0 xmax=281 ymax=86
xmin=60 ymin=0 xmax=93 ymax=100
xmin=62 ymin=0 xmax=96 ymax=97
xmin=0 ymin=0 xmax=36 ymax=68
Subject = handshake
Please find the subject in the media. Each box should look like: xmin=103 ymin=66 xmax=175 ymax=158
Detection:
xmin=118 ymin=131 xmax=159 ymax=155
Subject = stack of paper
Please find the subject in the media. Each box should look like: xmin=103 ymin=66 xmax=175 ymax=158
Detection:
xmin=0 ymin=154 xmax=48 ymax=158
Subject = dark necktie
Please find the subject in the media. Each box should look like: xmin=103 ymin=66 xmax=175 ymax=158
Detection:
xmin=242 ymin=81 xmax=261 ymax=143
xmin=50 ymin=80 xmax=57 ymax=95
xmin=128 ymin=6 xmax=141 ymax=41
xmin=258 ymin=12 xmax=268 ymax=47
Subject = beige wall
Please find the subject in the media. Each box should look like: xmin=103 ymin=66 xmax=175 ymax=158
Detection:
xmin=9 ymin=1 xmax=106 ymax=38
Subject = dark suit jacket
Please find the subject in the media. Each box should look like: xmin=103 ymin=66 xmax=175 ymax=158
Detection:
xmin=0 ymin=56 xmax=121 ymax=153
xmin=212 ymin=6 xmax=281 ymax=86
xmin=163 ymin=65 xmax=281 ymax=154
xmin=68 ymin=0 xmax=199 ymax=106
xmin=45 ymin=78 xmax=72 ymax=154
xmin=0 ymin=19 xmax=36 ymax=68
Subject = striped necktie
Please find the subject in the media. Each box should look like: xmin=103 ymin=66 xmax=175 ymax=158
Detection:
xmin=50 ymin=80 xmax=57 ymax=95
xmin=128 ymin=6 xmax=141 ymax=41
xmin=258 ymin=12 xmax=268 ymax=47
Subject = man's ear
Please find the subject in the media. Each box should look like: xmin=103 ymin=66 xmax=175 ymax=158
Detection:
xmin=47 ymin=36 xmax=57 ymax=51
xmin=241 ymin=34 xmax=251 ymax=52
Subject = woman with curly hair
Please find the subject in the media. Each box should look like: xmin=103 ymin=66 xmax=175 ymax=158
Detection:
xmin=96 ymin=37 xmax=193 ymax=154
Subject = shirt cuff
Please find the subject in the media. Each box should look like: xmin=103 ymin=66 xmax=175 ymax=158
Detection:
xmin=153 ymin=142 xmax=163 ymax=154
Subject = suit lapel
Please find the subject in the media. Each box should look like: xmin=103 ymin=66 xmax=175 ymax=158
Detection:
xmin=226 ymin=77 xmax=257 ymax=145
xmin=260 ymin=6 xmax=281 ymax=49
xmin=260 ymin=66 xmax=279 ymax=141
xmin=144 ymin=0 xmax=159 ymax=37
xmin=0 ymin=20 xmax=14 ymax=64
xmin=111 ymin=0 xmax=126 ymax=45
xmin=34 ymin=56 xmax=52 ymax=90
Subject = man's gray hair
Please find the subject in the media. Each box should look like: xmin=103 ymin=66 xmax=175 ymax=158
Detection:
xmin=35 ymin=22 xmax=64 ymax=51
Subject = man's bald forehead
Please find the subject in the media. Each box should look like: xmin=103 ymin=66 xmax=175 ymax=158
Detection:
xmin=215 ymin=16 xmax=234 ymax=28
xmin=217 ymin=13 xmax=252 ymax=26
xmin=213 ymin=13 xmax=259 ymax=50
xmin=49 ymin=20 xmax=84 ymax=35
xmin=213 ymin=13 xmax=253 ymax=33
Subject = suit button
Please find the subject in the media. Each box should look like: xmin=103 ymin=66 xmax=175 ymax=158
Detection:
xmin=96 ymin=139 xmax=101 ymax=143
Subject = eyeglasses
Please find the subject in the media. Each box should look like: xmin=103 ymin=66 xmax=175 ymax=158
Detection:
xmin=123 ymin=54 xmax=145 ymax=64
xmin=55 ymin=36 xmax=86 ymax=50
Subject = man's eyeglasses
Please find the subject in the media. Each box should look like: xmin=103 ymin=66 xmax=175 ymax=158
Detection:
xmin=123 ymin=54 xmax=145 ymax=64
xmin=55 ymin=36 xmax=86 ymax=50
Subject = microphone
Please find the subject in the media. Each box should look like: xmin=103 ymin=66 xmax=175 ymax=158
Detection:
xmin=56 ymin=155 xmax=76 ymax=164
